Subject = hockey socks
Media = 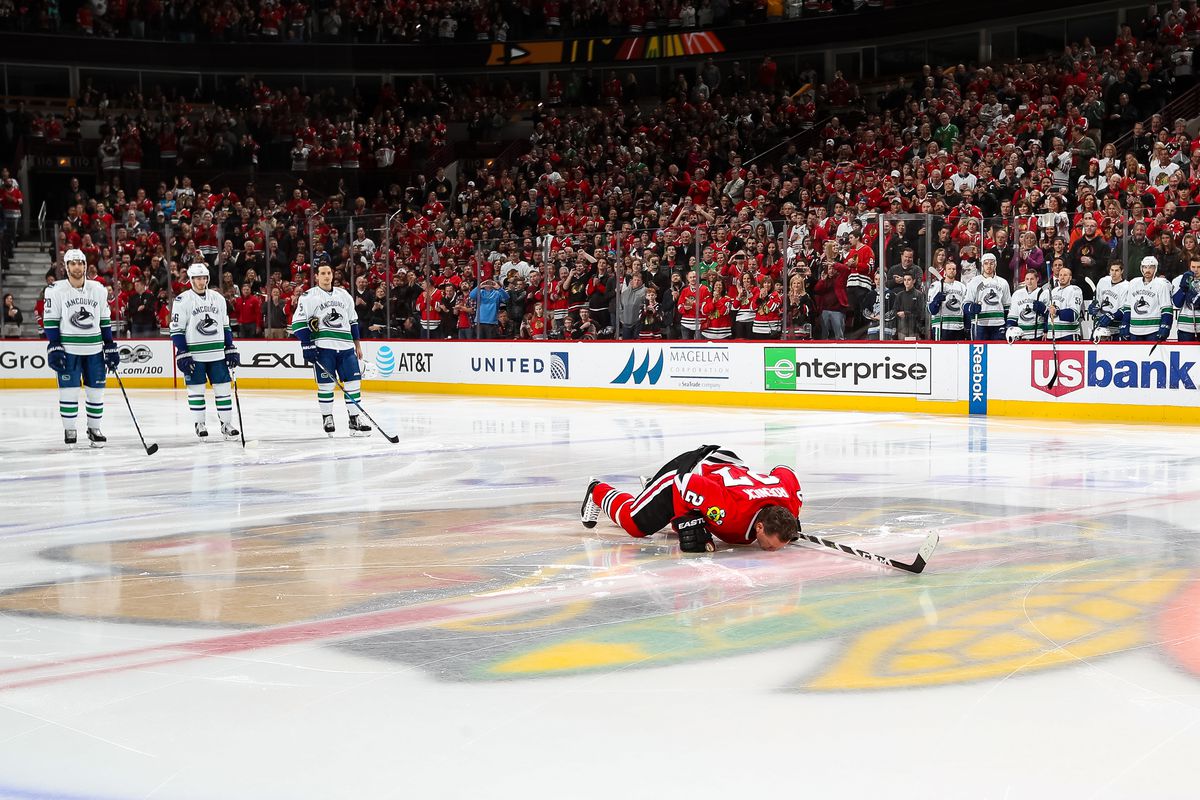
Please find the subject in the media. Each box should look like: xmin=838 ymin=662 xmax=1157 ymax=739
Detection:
xmin=591 ymin=482 xmax=644 ymax=538
xmin=316 ymin=381 xmax=335 ymax=415
xmin=187 ymin=385 xmax=207 ymax=422
xmin=84 ymin=386 xmax=103 ymax=431
xmin=213 ymin=382 xmax=233 ymax=425
xmin=59 ymin=387 xmax=79 ymax=432
xmin=342 ymin=379 xmax=362 ymax=412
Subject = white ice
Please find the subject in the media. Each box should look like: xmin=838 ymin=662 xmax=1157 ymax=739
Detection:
xmin=1 ymin=388 xmax=1199 ymax=799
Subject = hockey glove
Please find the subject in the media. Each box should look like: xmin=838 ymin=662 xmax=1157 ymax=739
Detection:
xmin=1032 ymin=300 xmax=1047 ymax=316
xmin=103 ymin=341 xmax=120 ymax=371
xmin=301 ymin=342 xmax=318 ymax=365
xmin=963 ymin=302 xmax=981 ymax=320
xmin=1095 ymin=312 xmax=1113 ymax=329
xmin=1183 ymin=272 xmax=1194 ymax=290
xmin=1158 ymin=311 xmax=1173 ymax=342
xmin=673 ymin=511 xmax=715 ymax=553
xmin=929 ymin=292 xmax=944 ymax=313
xmin=225 ymin=346 xmax=240 ymax=368
xmin=47 ymin=343 xmax=67 ymax=374
xmin=1087 ymin=301 xmax=1100 ymax=318
xmin=176 ymin=352 xmax=196 ymax=378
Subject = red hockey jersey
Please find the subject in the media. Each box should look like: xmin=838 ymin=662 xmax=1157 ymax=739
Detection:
xmin=671 ymin=463 xmax=803 ymax=544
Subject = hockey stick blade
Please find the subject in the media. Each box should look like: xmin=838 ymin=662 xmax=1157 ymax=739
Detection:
xmin=145 ymin=443 xmax=159 ymax=455
xmin=792 ymin=530 xmax=940 ymax=574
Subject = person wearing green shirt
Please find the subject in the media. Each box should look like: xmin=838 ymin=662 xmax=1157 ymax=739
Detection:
xmin=934 ymin=112 xmax=959 ymax=150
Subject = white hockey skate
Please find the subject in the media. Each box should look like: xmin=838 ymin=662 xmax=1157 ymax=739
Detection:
xmin=580 ymin=478 xmax=601 ymax=529
xmin=221 ymin=422 xmax=240 ymax=441
xmin=195 ymin=422 xmax=209 ymax=440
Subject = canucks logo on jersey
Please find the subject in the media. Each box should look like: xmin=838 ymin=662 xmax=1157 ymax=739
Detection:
xmin=322 ymin=308 xmax=345 ymax=329
xmin=945 ymin=295 xmax=962 ymax=313
xmin=196 ymin=313 xmax=219 ymax=336
xmin=982 ymin=288 xmax=1001 ymax=305
xmin=1019 ymin=304 xmax=1037 ymax=323
xmin=69 ymin=306 xmax=95 ymax=328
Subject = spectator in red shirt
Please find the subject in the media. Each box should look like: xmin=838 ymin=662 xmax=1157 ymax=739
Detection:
xmin=234 ymin=284 xmax=264 ymax=338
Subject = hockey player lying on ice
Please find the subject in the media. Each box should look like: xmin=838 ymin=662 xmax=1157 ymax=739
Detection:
xmin=580 ymin=444 xmax=803 ymax=553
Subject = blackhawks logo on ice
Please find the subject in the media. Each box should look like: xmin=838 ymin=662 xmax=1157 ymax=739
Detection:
xmin=705 ymin=506 xmax=726 ymax=525
xmin=1 ymin=499 xmax=1198 ymax=691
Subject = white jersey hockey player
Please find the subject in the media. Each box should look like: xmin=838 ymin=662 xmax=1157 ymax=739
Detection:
xmin=964 ymin=253 xmax=1011 ymax=340
xmin=1089 ymin=262 xmax=1129 ymax=342
xmin=171 ymin=264 xmax=240 ymax=440
xmin=1171 ymin=257 xmax=1200 ymax=341
xmin=1122 ymin=255 xmax=1174 ymax=341
xmin=1048 ymin=265 xmax=1084 ymax=341
xmin=1006 ymin=270 xmax=1050 ymax=341
xmin=43 ymin=249 xmax=119 ymax=447
xmin=290 ymin=263 xmax=371 ymax=437
xmin=927 ymin=262 xmax=967 ymax=340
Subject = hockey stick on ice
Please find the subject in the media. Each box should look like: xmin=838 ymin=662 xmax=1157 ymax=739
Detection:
xmin=231 ymin=372 xmax=246 ymax=449
xmin=313 ymin=361 xmax=400 ymax=443
xmin=111 ymin=371 xmax=159 ymax=455
xmin=791 ymin=530 xmax=940 ymax=574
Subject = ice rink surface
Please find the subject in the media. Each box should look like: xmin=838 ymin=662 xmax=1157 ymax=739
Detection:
xmin=1 ymin=388 xmax=1200 ymax=799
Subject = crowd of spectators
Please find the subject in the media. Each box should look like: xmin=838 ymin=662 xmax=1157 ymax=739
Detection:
xmin=7 ymin=5 xmax=1200 ymax=345
xmin=0 ymin=0 xmax=891 ymax=44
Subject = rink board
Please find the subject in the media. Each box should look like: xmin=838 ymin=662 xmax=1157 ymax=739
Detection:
xmin=3 ymin=339 xmax=1199 ymax=423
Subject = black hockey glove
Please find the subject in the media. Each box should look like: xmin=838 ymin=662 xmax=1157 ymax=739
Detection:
xmin=673 ymin=511 xmax=714 ymax=553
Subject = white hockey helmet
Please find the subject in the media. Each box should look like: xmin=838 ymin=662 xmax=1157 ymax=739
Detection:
xmin=187 ymin=264 xmax=211 ymax=279
xmin=64 ymin=248 xmax=86 ymax=266
xmin=1141 ymin=255 xmax=1159 ymax=271
xmin=981 ymin=252 xmax=997 ymax=264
